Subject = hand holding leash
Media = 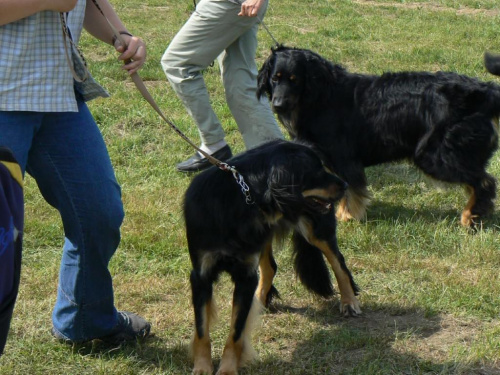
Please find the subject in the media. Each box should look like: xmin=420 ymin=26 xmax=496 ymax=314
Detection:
xmin=92 ymin=0 xmax=254 ymax=203
xmin=112 ymin=32 xmax=146 ymax=75
xmin=238 ymin=0 xmax=264 ymax=17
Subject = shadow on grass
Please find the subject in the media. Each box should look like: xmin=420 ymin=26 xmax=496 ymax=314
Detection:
xmin=243 ymin=302 xmax=498 ymax=375
xmin=364 ymin=200 xmax=500 ymax=233
xmin=56 ymin=301 xmax=499 ymax=374
xmin=362 ymin=162 xmax=500 ymax=231
xmin=64 ymin=334 xmax=192 ymax=374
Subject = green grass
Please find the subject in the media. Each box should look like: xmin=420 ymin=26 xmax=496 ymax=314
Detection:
xmin=2 ymin=0 xmax=500 ymax=374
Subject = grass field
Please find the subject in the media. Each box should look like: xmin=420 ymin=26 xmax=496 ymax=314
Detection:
xmin=1 ymin=0 xmax=500 ymax=374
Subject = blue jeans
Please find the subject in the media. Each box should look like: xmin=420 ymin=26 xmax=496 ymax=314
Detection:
xmin=0 ymin=100 xmax=124 ymax=341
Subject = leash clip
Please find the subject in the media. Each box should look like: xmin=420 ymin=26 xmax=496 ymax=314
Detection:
xmin=219 ymin=163 xmax=254 ymax=205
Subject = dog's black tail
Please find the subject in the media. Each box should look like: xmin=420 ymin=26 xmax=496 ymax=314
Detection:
xmin=484 ymin=52 xmax=500 ymax=76
xmin=292 ymin=232 xmax=334 ymax=298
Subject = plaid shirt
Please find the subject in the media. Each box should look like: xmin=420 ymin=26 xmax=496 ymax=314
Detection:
xmin=0 ymin=0 xmax=108 ymax=112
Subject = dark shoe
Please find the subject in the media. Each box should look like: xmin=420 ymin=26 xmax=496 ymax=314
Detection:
xmin=176 ymin=145 xmax=233 ymax=173
xmin=51 ymin=311 xmax=151 ymax=344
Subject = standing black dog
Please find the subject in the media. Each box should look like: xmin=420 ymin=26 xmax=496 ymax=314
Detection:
xmin=257 ymin=45 xmax=500 ymax=229
xmin=184 ymin=139 xmax=360 ymax=375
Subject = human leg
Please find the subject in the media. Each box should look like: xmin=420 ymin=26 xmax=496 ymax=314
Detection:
xmin=161 ymin=0 xmax=239 ymax=147
xmin=220 ymin=2 xmax=283 ymax=149
xmin=0 ymin=105 xmax=149 ymax=342
xmin=161 ymin=0 xmax=276 ymax=169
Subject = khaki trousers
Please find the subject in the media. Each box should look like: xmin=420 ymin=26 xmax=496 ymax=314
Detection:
xmin=161 ymin=0 xmax=283 ymax=149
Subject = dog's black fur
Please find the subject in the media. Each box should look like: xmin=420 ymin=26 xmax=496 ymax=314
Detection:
xmin=257 ymin=46 xmax=500 ymax=229
xmin=184 ymin=139 xmax=361 ymax=374
xmin=485 ymin=52 xmax=500 ymax=76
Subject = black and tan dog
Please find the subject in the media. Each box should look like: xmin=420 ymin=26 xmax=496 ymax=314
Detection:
xmin=184 ymin=139 xmax=360 ymax=375
xmin=258 ymin=46 xmax=500 ymax=229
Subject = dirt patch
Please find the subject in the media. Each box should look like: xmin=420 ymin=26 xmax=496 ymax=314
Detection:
xmin=353 ymin=0 xmax=500 ymax=17
xmin=356 ymin=310 xmax=500 ymax=371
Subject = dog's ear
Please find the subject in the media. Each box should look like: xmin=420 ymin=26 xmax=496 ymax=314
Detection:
xmin=264 ymin=163 xmax=303 ymax=219
xmin=257 ymin=50 xmax=276 ymax=99
xmin=303 ymin=52 xmax=340 ymax=103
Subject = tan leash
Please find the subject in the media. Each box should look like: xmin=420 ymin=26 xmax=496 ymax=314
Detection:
xmin=60 ymin=12 xmax=89 ymax=83
xmin=61 ymin=0 xmax=253 ymax=204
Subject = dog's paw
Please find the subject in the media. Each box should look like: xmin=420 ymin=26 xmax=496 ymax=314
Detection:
xmin=215 ymin=366 xmax=238 ymax=375
xmin=192 ymin=360 xmax=214 ymax=375
xmin=340 ymin=299 xmax=362 ymax=318
xmin=256 ymin=285 xmax=280 ymax=308
xmin=193 ymin=367 xmax=213 ymax=375
xmin=460 ymin=211 xmax=482 ymax=232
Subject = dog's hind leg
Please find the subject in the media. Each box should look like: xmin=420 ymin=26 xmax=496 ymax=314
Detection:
xmin=190 ymin=270 xmax=216 ymax=375
xmin=255 ymin=241 xmax=280 ymax=307
xmin=218 ymin=270 xmax=261 ymax=375
xmin=415 ymin=116 xmax=498 ymax=229
xmin=461 ymin=174 xmax=497 ymax=229
xmin=302 ymin=227 xmax=361 ymax=317
xmin=317 ymin=240 xmax=361 ymax=317
xmin=461 ymin=185 xmax=477 ymax=228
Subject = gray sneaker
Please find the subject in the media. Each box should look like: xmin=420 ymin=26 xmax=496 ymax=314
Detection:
xmin=52 ymin=311 xmax=151 ymax=344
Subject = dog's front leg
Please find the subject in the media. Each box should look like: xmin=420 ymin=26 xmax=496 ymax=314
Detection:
xmin=192 ymin=321 xmax=213 ymax=375
xmin=336 ymin=185 xmax=371 ymax=222
xmin=190 ymin=271 xmax=215 ymax=375
xmin=218 ymin=273 xmax=260 ymax=375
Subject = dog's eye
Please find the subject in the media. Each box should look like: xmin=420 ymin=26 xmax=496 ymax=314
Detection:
xmin=290 ymin=75 xmax=296 ymax=81
xmin=271 ymin=72 xmax=281 ymax=82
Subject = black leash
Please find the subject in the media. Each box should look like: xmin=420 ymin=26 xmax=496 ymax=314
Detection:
xmin=259 ymin=19 xmax=280 ymax=47
xmin=238 ymin=0 xmax=281 ymax=47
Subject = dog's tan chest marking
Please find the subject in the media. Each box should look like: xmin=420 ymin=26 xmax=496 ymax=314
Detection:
xmin=263 ymin=211 xmax=283 ymax=225
xmin=199 ymin=252 xmax=217 ymax=278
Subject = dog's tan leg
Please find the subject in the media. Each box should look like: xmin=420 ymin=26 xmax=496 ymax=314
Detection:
xmin=309 ymin=237 xmax=361 ymax=317
xmin=192 ymin=298 xmax=215 ymax=375
xmin=217 ymin=324 xmax=242 ymax=375
xmin=217 ymin=298 xmax=260 ymax=375
xmin=461 ymin=185 xmax=478 ymax=228
xmin=336 ymin=187 xmax=371 ymax=221
xmin=255 ymin=241 xmax=275 ymax=307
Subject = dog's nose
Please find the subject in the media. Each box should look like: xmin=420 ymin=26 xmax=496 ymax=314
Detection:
xmin=333 ymin=180 xmax=348 ymax=194
xmin=272 ymin=96 xmax=286 ymax=110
